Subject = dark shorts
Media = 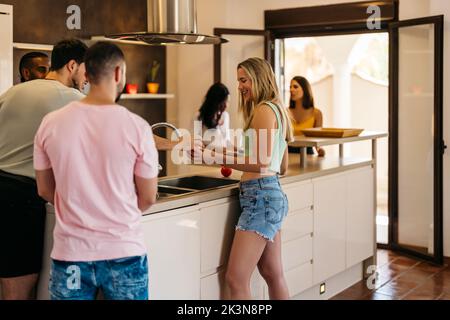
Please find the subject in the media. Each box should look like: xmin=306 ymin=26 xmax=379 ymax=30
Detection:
xmin=0 ymin=170 xmax=46 ymax=278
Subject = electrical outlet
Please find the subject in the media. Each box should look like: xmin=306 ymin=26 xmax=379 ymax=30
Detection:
xmin=320 ymin=283 xmax=326 ymax=295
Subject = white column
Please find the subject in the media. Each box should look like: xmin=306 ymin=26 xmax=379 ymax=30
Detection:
xmin=332 ymin=63 xmax=352 ymax=128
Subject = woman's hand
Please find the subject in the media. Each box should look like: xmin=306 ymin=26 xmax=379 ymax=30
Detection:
xmin=317 ymin=147 xmax=326 ymax=157
xmin=187 ymin=139 xmax=205 ymax=163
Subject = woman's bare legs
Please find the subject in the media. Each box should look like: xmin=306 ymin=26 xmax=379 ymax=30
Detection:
xmin=225 ymin=230 xmax=289 ymax=300
xmin=225 ymin=230 xmax=267 ymax=300
xmin=257 ymin=232 xmax=289 ymax=300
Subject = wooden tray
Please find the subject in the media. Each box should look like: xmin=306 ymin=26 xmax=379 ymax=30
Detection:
xmin=301 ymin=128 xmax=364 ymax=138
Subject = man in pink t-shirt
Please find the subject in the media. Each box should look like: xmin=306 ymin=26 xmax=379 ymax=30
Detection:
xmin=34 ymin=42 xmax=158 ymax=300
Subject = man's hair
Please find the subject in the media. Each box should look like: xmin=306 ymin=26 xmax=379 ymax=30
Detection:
xmin=19 ymin=51 xmax=49 ymax=81
xmin=50 ymin=39 xmax=88 ymax=71
xmin=84 ymin=42 xmax=125 ymax=84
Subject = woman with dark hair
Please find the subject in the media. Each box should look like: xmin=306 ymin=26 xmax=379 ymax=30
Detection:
xmin=193 ymin=82 xmax=231 ymax=148
xmin=289 ymin=76 xmax=325 ymax=157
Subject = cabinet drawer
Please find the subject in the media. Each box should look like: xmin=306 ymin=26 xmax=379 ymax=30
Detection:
xmin=282 ymin=235 xmax=313 ymax=271
xmin=200 ymin=269 xmax=264 ymax=300
xmin=282 ymin=208 xmax=313 ymax=242
xmin=284 ymin=182 xmax=313 ymax=212
xmin=200 ymin=200 xmax=240 ymax=274
xmin=201 ymin=271 xmax=225 ymax=300
xmin=285 ymin=262 xmax=313 ymax=297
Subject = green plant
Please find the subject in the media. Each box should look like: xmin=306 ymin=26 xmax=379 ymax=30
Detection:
xmin=150 ymin=60 xmax=160 ymax=82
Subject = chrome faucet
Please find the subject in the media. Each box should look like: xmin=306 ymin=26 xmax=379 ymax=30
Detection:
xmin=151 ymin=122 xmax=182 ymax=139
xmin=151 ymin=122 xmax=182 ymax=172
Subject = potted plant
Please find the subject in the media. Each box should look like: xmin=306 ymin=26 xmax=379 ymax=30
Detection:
xmin=147 ymin=60 xmax=161 ymax=94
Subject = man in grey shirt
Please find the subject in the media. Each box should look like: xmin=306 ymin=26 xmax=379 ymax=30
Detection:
xmin=0 ymin=39 xmax=88 ymax=300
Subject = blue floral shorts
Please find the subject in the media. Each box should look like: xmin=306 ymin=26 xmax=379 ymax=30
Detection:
xmin=237 ymin=175 xmax=288 ymax=242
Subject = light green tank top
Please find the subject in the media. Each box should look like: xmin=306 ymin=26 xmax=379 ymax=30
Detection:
xmin=244 ymin=102 xmax=287 ymax=174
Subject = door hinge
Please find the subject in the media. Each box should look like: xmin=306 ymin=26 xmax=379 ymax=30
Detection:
xmin=442 ymin=140 xmax=447 ymax=155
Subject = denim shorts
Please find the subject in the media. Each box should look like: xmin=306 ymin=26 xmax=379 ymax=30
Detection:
xmin=237 ymin=175 xmax=288 ymax=242
xmin=49 ymin=255 xmax=148 ymax=300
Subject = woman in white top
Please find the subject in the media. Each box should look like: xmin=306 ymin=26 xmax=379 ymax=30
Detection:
xmin=192 ymin=82 xmax=231 ymax=149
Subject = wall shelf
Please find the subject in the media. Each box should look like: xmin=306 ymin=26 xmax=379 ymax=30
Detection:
xmin=13 ymin=42 xmax=54 ymax=51
xmin=121 ymin=93 xmax=175 ymax=100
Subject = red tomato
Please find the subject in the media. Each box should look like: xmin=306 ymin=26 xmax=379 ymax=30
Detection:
xmin=221 ymin=166 xmax=232 ymax=178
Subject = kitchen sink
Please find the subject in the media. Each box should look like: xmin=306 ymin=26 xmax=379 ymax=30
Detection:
xmin=157 ymin=186 xmax=194 ymax=199
xmin=158 ymin=175 xmax=239 ymax=191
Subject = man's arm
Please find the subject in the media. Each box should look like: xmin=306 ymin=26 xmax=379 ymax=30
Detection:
xmin=154 ymin=135 xmax=183 ymax=151
xmin=35 ymin=169 xmax=56 ymax=204
xmin=198 ymin=104 xmax=277 ymax=173
xmin=134 ymin=175 xmax=158 ymax=213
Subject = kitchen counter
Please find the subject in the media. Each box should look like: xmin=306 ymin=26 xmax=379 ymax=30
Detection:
xmin=145 ymin=154 xmax=374 ymax=214
xmin=45 ymin=131 xmax=386 ymax=216
xmin=45 ymin=154 xmax=374 ymax=216
xmin=289 ymin=130 xmax=387 ymax=168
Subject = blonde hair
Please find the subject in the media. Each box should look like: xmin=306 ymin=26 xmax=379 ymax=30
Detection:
xmin=238 ymin=57 xmax=294 ymax=143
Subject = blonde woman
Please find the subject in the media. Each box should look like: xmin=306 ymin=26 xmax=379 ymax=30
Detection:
xmin=196 ymin=58 xmax=293 ymax=300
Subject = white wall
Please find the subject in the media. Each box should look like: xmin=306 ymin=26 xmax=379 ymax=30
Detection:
xmin=168 ymin=0 xmax=450 ymax=257
xmin=0 ymin=4 xmax=13 ymax=95
xmin=312 ymin=76 xmax=334 ymax=128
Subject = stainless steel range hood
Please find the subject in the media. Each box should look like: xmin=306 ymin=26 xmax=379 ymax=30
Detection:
xmin=106 ymin=0 xmax=228 ymax=45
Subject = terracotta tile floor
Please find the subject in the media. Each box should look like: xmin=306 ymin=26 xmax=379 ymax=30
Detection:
xmin=331 ymin=249 xmax=450 ymax=300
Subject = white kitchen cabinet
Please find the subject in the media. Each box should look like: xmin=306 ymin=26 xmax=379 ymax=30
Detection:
xmin=37 ymin=208 xmax=56 ymax=300
xmin=200 ymin=198 xmax=240 ymax=275
xmin=285 ymin=261 xmax=313 ymax=297
xmin=199 ymin=197 xmax=266 ymax=300
xmin=33 ymin=164 xmax=376 ymax=301
xmin=142 ymin=205 xmax=201 ymax=300
xmin=346 ymin=167 xmax=375 ymax=267
xmin=312 ymin=166 xmax=375 ymax=286
xmin=282 ymin=234 xmax=313 ymax=271
xmin=281 ymin=207 xmax=313 ymax=243
xmin=312 ymin=173 xmax=347 ymax=285
xmin=283 ymin=180 xmax=313 ymax=212
xmin=0 ymin=5 xmax=13 ymax=95
xmin=201 ymin=270 xmax=226 ymax=300
xmin=201 ymin=268 xmax=265 ymax=300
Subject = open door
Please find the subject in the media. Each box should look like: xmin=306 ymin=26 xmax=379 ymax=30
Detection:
xmin=389 ymin=15 xmax=445 ymax=264
xmin=213 ymin=28 xmax=273 ymax=130
xmin=214 ymin=28 xmax=273 ymax=82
